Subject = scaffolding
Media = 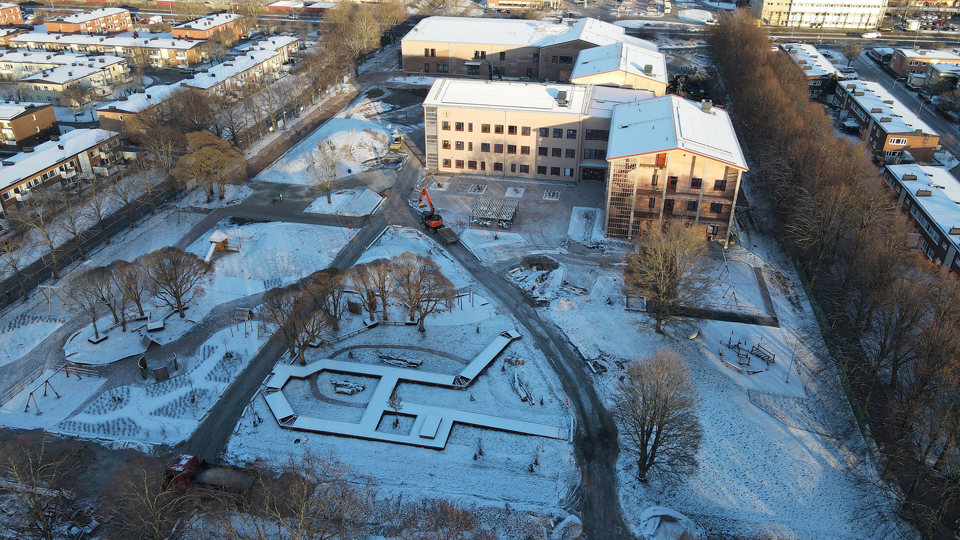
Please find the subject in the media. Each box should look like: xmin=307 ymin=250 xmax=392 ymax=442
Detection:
xmin=470 ymin=196 xmax=518 ymax=229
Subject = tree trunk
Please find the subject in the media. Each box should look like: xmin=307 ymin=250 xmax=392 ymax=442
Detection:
xmin=92 ymin=319 xmax=100 ymax=340
xmin=418 ymin=316 xmax=425 ymax=333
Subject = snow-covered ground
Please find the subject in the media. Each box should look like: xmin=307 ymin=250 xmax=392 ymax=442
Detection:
xmin=0 ymin=315 xmax=65 ymax=368
xmin=567 ymin=207 xmax=606 ymax=246
xmin=678 ymin=8 xmax=715 ymax=24
xmin=179 ymin=185 xmax=253 ymax=209
xmin=54 ymin=106 xmax=97 ymax=123
xmin=0 ymin=367 xmax=107 ymax=430
xmin=304 ymin=189 xmax=384 ymax=216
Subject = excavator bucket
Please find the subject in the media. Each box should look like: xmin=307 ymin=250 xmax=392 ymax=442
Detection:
xmin=417 ymin=200 xmax=428 ymax=208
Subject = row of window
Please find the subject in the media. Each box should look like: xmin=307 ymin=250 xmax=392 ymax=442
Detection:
xmin=440 ymin=159 xmax=574 ymax=177
xmin=440 ymin=122 xmax=580 ymax=140
xmin=647 ymin=176 xmax=728 ymax=191
xmin=439 ymin=140 xmax=605 ymax=160
xmin=641 ymin=198 xmax=726 ymax=214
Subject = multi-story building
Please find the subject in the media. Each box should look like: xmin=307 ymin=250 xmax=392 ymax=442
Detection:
xmin=835 ymin=79 xmax=940 ymax=162
xmin=181 ymin=49 xmax=284 ymax=96
xmin=0 ymin=3 xmax=23 ymax=26
xmin=8 ymin=32 xmax=208 ymax=67
xmin=603 ymin=96 xmax=747 ymax=245
xmin=0 ymin=102 xmax=58 ymax=150
xmin=235 ymin=34 xmax=302 ymax=64
xmin=0 ymin=129 xmax=121 ymax=219
xmin=749 ymin=0 xmax=886 ymax=29
xmin=883 ymin=164 xmax=960 ymax=273
xmin=0 ymin=51 xmax=127 ymax=81
xmin=96 ymin=83 xmax=183 ymax=135
xmin=17 ymin=57 xmax=130 ymax=105
xmin=486 ymin=0 xmax=553 ymax=10
xmin=172 ymin=13 xmax=244 ymax=41
xmin=401 ymin=16 xmax=658 ymax=82
xmin=422 ymin=78 xmax=655 ymax=182
xmin=889 ymin=48 xmax=960 ymax=76
xmin=926 ymin=62 xmax=960 ymax=88
xmin=45 ymin=8 xmax=133 ymax=34
xmin=569 ymin=42 xmax=668 ymax=96
xmin=780 ymin=43 xmax=840 ymax=98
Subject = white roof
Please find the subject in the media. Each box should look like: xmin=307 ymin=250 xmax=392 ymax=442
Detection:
xmin=840 ymin=79 xmax=937 ymax=136
xmin=0 ymin=102 xmax=49 ymax=120
xmin=174 ymin=13 xmax=242 ymax=30
xmin=0 ymin=3 xmax=18 ymax=9
xmin=872 ymin=47 xmax=894 ymax=56
xmin=607 ymin=96 xmax=748 ymax=170
xmin=236 ymin=34 xmax=300 ymax=52
xmin=20 ymin=63 xmax=109 ymax=84
xmin=895 ymin=48 xmax=960 ymax=61
xmin=1 ymin=129 xmax=116 ymax=191
xmin=181 ymin=49 xmax=280 ymax=90
xmin=10 ymin=31 xmax=204 ymax=51
xmin=929 ymin=62 xmax=960 ymax=77
xmin=886 ymin=164 xmax=960 ymax=252
xmin=0 ymin=50 xmax=126 ymax=67
xmin=268 ymin=0 xmax=304 ymax=7
xmin=58 ymin=8 xmax=129 ymax=24
xmin=780 ymin=43 xmax=838 ymax=79
xmin=97 ymin=83 xmax=184 ymax=113
xmin=424 ymin=78 xmax=651 ymax=116
xmin=404 ymin=16 xmax=657 ymax=51
xmin=570 ymin=41 xmax=667 ymax=85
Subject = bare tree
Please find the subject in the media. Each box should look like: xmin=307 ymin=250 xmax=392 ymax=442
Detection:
xmin=66 ymin=267 xmax=109 ymax=339
xmin=174 ymin=131 xmax=247 ymax=202
xmin=0 ymin=234 xmax=35 ymax=300
xmin=137 ymin=125 xmax=185 ymax=180
xmin=342 ymin=5 xmax=381 ymax=75
xmin=842 ymin=42 xmax=862 ymax=66
xmin=262 ymin=285 xmax=336 ymax=364
xmin=624 ymin=220 xmax=707 ymax=333
xmin=307 ymin=141 xmax=339 ymax=204
xmin=307 ymin=268 xmax=347 ymax=321
xmin=8 ymin=192 xmax=62 ymax=279
xmin=614 ymin=349 xmax=703 ymax=482
xmin=0 ymin=437 xmax=79 ymax=540
xmin=349 ymin=259 xmax=393 ymax=322
xmin=399 ymin=499 xmax=492 ymax=540
xmin=141 ymin=247 xmax=207 ymax=318
xmin=111 ymin=461 xmax=195 ymax=540
xmin=393 ymin=252 xmax=456 ymax=332
xmin=388 ymin=390 xmax=403 ymax=428
xmin=113 ymin=259 xmax=149 ymax=319
xmin=111 ymin=171 xmax=140 ymax=230
xmin=83 ymin=176 xmax=113 ymax=244
xmin=54 ymin=191 xmax=88 ymax=260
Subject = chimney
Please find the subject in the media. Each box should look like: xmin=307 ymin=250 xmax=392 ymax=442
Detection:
xmin=917 ymin=189 xmax=932 ymax=196
xmin=903 ymin=173 xmax=917 ymax=180
xmin=57 ymin=144 xmax=64 ymax=150
xmin=701 ymin=99 xmax=712 ymax=113
xmin=644 ymin=64 xmax=653 ymax=75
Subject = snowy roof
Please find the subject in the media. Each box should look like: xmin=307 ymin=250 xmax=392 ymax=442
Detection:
xmin=57 ymin=8 xmax=129 ymax=24
xmin=97 ymin=83 xmax=184 ymax=113
xmin=424 ymin=78 xmax=651 ymax=117
xmin=181 ymin=49 xmax=281 ymax=90
xmin=780 ymin=43 xmax=838 ymax=79
xmin=269 ymin=0 xmax=304 ymax=7
xmin=0 ymin=3 xmax=18 ymax=9
xmin=570 ymin=42 xmax=667 ymax=85
xmin=607 ymin=96 xmax=748 ymax=170
xmin=840 ymin=79 xmax=937 ymax=136
xmin=235 ymin=34 xmax=300 ymax=52
xmin=886 ymin=164 xmax=960 ymax=252
xmin=894 ymin=48 xmax=960 ymax=61
xmin=174 ymin=13 xmax=242 ymax=30
xmin=1 ymin=129 xmax=116 ymax=191
xmin=208 ymin=229 xmax=229 ymax=243
xmin=0 ymin=102 xmax=50 ymax=120
xmin=0 ymin=51 xmax=126 ymax=67
xmin=928 ymin=62 xmax=960 ymax=77
xmin=10 ymin=31 xmax=204 ymax=50
xmin=872 ymin=47 xmax=894 ymax=56
xmin=403 ymin=16 xmax=657 ymax=51
xmin=20 ymin=63 xmax=108 ymax=84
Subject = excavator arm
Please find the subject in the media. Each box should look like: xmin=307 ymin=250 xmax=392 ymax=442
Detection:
xmin=417 ymin=187 xmax=435 ymax=215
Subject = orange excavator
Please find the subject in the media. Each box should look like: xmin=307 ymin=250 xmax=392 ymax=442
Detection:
xmin=417 ymin=187 xmax=444 ymax=231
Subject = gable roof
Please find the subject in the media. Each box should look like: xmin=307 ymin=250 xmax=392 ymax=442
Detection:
xmin=97 ymin=83 xmax=184 ymax=114
xmin=570 ymin=41 xmax=667 ymax=85
xmin=1 ymin=129 xmax=116 ymax=192
xmin=607 ymin=95 xmax=748 ymax=170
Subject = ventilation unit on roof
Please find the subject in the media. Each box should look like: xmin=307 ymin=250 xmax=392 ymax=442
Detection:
xmin=50 ymin=135 xmax=59 ymax=141
xmin=644 ymin=64 xmax=653 ymax=75
xmin=871 ymin=107 xmax=882 ymax=113
xmin=917 ymin=189 xmax=932 ymax=196
xmin=951 ymin=226 xmax=960 ymax=234
xmin=883 ymin=99 xmax=894 ymax=104
xmin=701 ymin=99 xmax=712 ymax=113
xmin=880 ymin=116 xmax=891 ymax=122
xmin=1 ymin=161 xmax=12 ymax=166
xmin=854 ymin=91 xmax=865 ymax=96
xmin=57 ymin=144 xmax=63 ymax=150
xmin=557 ymin=90 xmax=568 ymax=107
xmin=118 ymin=96 xmax=127 ymax=101
xmin=903 ymin=173 xmax=917 ymax=180
xmin=847 ymin=83 xmax=856 ymax=90
xmin=22 ymin=146 xmax=33 ymax=153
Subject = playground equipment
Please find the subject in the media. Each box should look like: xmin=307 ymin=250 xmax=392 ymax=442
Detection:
xmin=203 ymin=230 xmax=240 ymax=263
xmin=719 ymin=334 xmax=777 ymax=376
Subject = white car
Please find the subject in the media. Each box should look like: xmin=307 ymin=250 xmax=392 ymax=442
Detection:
xmin=861 ymin=32 xmax=881 ymax=39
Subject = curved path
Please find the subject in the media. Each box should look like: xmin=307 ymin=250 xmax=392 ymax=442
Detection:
xmin=329 ymin=343 xmax=469 ymax=365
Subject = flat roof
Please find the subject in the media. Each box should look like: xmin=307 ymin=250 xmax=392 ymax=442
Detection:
xmin=886 ymin=164 xmax=960 ymax=252
xmin=20 ymin=63 xmax=110 ymax=84
xmin=840 ymin=79 xmax=937 ymax=136
xmin=894 ymin=48 xmax=960 ymax=61
xmin=1 ymin=129 xmax=116 ymax=192
xmin=570 ymin=41 xmax=667 ymax=85
xmin=0 ymin=3 xmax=19 ymax=9
xmin=0 ymin=102 xmax=50 ymax=120
xmin=0 ymin=50 xmax=126 ymax=67
xmin=10 ymin=31 xmax=205 ymax=50
xmin=607 ymin=95 xmax=748 ymax=170
xmin=57 ymin=8 xmax=129 ymax=24
xmin=181 ymin=49 xmax=280 ymax=90
xmin=929 ymin=62 xmax=960 ymax=76
xmin=780 ymin=42 xmax=838 ymax=79
xmin=174 ymin=13 xmax=242 ymax=30
xmin=97 ymin=83 xmax=184 ymax=113
xmin=235 ymin=34 xmax=300 ymax=52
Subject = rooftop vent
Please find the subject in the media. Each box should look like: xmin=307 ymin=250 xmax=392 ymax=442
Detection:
xmin=701 ymin=99 xmax=712 ymax=113
xmin=950 ymin=226 xmax=960 ymax=235
xmin=854 ymin=91 xmax=865 ymax=96
xmin=118 ymin=96 xmax=127 ymax=101
xmin=883 ymin=99 xmax=894 ymax=104
xmin=644 ymin=64 xmax=653 ymax=75
xmin=903 ymin=173 xmax=918 ymax=180
xmin=917 ymin=189 xmax=932 ymax=196
xmin=871 ymin=107 xmax=882 ymax=113
xmin=57 ymin=144 xmax=63 ymax=150
xmin=557 ymin=90 xmax=568 ymax=107
xmin=1 ymin=161 xmax=13 ymax=166
xmin=22 ymin=147 xmax=33 ymax=153
xmin=50 ymin=135 xmax=59 ymax=141
xmin=880 ymin=117 xmax=891 ymax=122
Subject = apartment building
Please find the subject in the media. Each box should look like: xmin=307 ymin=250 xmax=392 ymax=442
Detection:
xmin=486 ymin=0 xmax=552 ymax=10
xmin=401 ymin=16 xmax=658 ymax=82
xmin=604 ymin=97 xmax=747 ymax=245
xmin=835 ymin=79 xmax=940 ymax=162
xmin=0 ymin=129 xmax=121 ymax=219
xmin=181 ymin=49 xmax=284 ymax=96
xmin=569 ymin=42 xmax=668 ymax=96
xmin=422 ymin=78 xmax=654 ymax=182
xmin=235 ymin=34 xmax=302 ymax=64
xmin=889 ymin=48 xmax=960 ymax=76
xmin=780 ymin=43 xmax=839 ymax=98
xmin=172 ymin=13 xmax=244 ymax=41
xmin=96 ymin=83 xmax=183 ymax=135
xmin=0 ymin=3 xmax=23 ymax=26
xmin=926 ymin=62 xmax=960 ymax=88
xmin=8 ymin=32 xmax=207 ymax=67
xmin=0 ymin=51 xmax=127 ymax=80
xmin=45 ymin=8 xmax=133 ymax=34
xmin=17 ymin=57 xmax=130 ymax=105
xmin=749 ymin=0 xmax=886 ymax=29
xmin=0 ymin=102 xmax=58 ymax=150
xmin=884 ymin=164 xmax=960 ymax=273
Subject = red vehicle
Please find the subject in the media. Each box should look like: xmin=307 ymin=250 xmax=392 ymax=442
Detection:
xmin=162 ymin=454 xmax=256 ymax=494
xmin=417 ymin=187 xmax=444 ymax=231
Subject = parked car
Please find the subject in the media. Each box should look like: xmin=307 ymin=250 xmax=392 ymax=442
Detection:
xmin=861 ymin=32 xmax=881 ymax=39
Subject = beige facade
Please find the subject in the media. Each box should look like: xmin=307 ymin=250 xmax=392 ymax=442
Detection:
xmin=750 ymin=0 xmax=886 ymax=29
xmin=569 ymin=42 xmax=668 ymax=95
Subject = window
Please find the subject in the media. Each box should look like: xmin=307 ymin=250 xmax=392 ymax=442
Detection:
xmin=583 ymin=148 xmax=606 ymax=160
xmin=691 ymin=177 xmax=702 ymax=189
xmin=564 ymin=168 xmax=573 ymax=177
xmin=565 ymin=149 xmax=575 ymax=159
xmin=889 ymin=137 xmax=908 ymax=145
xmin=455 ymin=122 xmax=464 ymax=131
xmin=686 ymin=201 xmax=698 ymax=211
xmin=508 ymin=125 xmax=517 ymax=135
xmin=533 ymin=53 xmax=539 ymax=62
xmin=455 ymin=160 xmax=464 ymax=169
xmin=566 ymin=129 xmax=577 ymax=139
xmin=652 ymin=175 xmax=659 ymax=187
xmin=481 ymin=143 xmax=491 ymax=152
xmin=441 ymin=140 xmax=451 ymax=149
xmin=550 ymin=167 xmax=561 ymax=176
xmin=437 ymin=64 xmax=448 ymax=73
xmin=714 ymin=179 xmax=727 ymax=191
xmin=507 ymin=145 xmax=517 ymax=154
xmin=537 ymin=165 xmax=547 ymax=175
xmin=526 ymin=68 xmax=532 ymax=78
xmin=481 ymin=162 xmax=486 ymax=171
xmin=481 ymin=124 xmax=491 ymax=133
xmin=510 ymin=163 xmax=517 ymax=173
xmin=494 ymin=144 xmax=504 ymax=153
xmin=552 ymin=56 xmax=558 ymax=64
xmin=558 ymin=56 xmax=573 ymax=64
xmin=474 ymin=50 xmax=486 ymax=59
xmin=585 ymin=129 xmax=609 ymax=141
xmin=468 ymin=161 xmax=477 ymax=170
xmin=538 ymin=147 xmax=548 ymax=156
xmin=468 ymin=142 xmax=473 ymax=151
xmin=648 ymin=197 xmax=656 ymax=209
xmin=494 ymin=162 xmax=503 ymax=172
xmin=442 ymin=159 xmax=451 ymax=168
xmin=423 ymin=63 xmax=429 ymax=72
xmin=494 ymin=125 xmax=504 ymax=134
xmin=468 ymin=123 xmax=473 ymax=132
xmin=553 ymin=128 xmax=562 ymax=138
xmin=519 ymin=164 xmax=529 ymax=173
xmin=467 ymin=65 xmax=480 ymax=76
xmin=520 ymin=146 xmax=530 ymax=155
xmin=710 ymin=202 xmax=723 ymax=214
xmin=551 ymin=148 xmax=561 ymax=157
xmin=521 ymin=126 xmax=531 ymax=136
xmin=499 ymin=51 xmax=506 ymax=61
xmin=441 ymin=121 xmax=450 ymax=130
xmin=455 ymin=141 xmax=464 ymax=150
xmin=424 ymin=48 xmax=435 ymax=57
xmin=539 ymin=127 xmax=549 ymax=137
